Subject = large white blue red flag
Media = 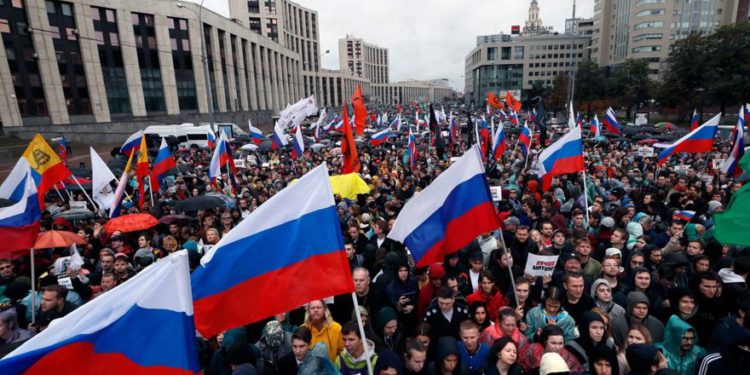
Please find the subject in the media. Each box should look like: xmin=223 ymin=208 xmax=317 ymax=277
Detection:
xmin=0 ymin=251 xmax=199 ymax=374
xmin=656 ymin=113 xmax=720 ymax=166
xmin=370 ymin=128 xmax=390 ymax=146
xmin=191 ymin=164 xmax=353 ymax=338
xmin=119 ymin=130 xmax=143 ymax=156
xmin=290 ymin=124 xmax=305 ymax=160
xmin=271 ymin=121 xmax=288 ymax=150
xmin=248 ymin=121 xmax=264 ymax=145
xmin=491 ymin=123 xmax=506 ymax=160
xmin=538 ymin=126 xmax=584 ymax=191
xmin=388 ymin=145 xmax=499 ymax=267
xmin=591 ymin=115 xmax=601 ymax=137
xmin=518 ymin=121 xmax=532 ymax=157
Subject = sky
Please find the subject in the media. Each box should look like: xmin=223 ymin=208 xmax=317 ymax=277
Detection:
xmin=192 ymin=0 xmax=594 ymax=91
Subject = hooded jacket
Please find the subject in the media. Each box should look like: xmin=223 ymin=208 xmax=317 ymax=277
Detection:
xmin=334 ymin=338 xmax=378 ymax=375
xmin=590 ymin=278 xmax=625 ymax=323
xmin=626 ymin=343 xmax=660 ymax=375
xmin=698 ymin=326 xmax=750 ymax=375
xmin=611 ymin=291 xmax=664 ymax=348
xmin=425 ymin=336 xmax=468 ymax=375
xmin=565 ymin=311 xmax=613 ymax=371
xmin=655 ymin=315 xmax=706 ymax=375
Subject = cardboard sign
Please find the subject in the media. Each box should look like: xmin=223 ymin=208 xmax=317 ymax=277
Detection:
xmin=70 ymin=201 xmax=87 ymax=210
xmin=523 ymin=253 xmax=559 ymax=277
xmin=490 ymin=186 xmax=502 ymax=201
xmin=636 ymin=146 xmax=654 ymax=157
xmin=234 ymin=159 xmax=246 ymax=169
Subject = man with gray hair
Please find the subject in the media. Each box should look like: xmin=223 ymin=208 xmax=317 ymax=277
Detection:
xmin=332 ymin=267 xmax=384 ymax=323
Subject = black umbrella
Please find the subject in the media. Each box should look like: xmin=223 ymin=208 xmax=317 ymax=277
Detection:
xmin=53 ymin=209 xmax=96 ymax=221
xmin=173 ymin=196 xmax=226 ymax=212
xmin=158 ymin=214 xmax=195 ymax=226
xmin=69 ymin=167 xmax=91 ymax=178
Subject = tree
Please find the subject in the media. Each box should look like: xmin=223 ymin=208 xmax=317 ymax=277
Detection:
xmin=657 ymin=33 xmax=711 ymax=121
xmin=606 ymin=59 xmax=653 ymax=120
xmin=546 ymin=74 xmax=569 ymax=118
xmin=704 ymin=22 xmax=750 ymax=113
xmin=574 ymin=60 xmax=606 ymax=117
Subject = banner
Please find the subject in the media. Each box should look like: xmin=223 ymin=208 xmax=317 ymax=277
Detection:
xmin=490 ymin=186 xmax=502 ymax=201
xmin=523 ymin=253 xmax=559 ymax=277
xmin=278 ymin=96 xmax=318 ymax=130
xmin=636 ymin=146 xmax=654 ymax=157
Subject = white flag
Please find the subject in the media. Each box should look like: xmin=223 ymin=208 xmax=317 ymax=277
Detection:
xmin=90 ymin=147 xmax=116 ymax=211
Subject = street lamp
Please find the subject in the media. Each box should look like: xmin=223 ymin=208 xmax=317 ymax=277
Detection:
xmin=304 ymin=49 xmax=330 ymax=107
xmin=177 ymin=1 xmax=215 ymax=132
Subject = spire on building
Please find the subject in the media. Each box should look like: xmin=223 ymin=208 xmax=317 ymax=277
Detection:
xmin=524 ymin=0 xmax=543 ymax=35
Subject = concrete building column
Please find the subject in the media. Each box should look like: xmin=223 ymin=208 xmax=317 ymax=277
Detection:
xmin=117 ymin=8 xmax=146 ymax=117
xmin=245 ymin=41 xmax=258 ymax=110
xmin=75 ymin=3 xmax=110 ymax=122
xmin=221 ymin=32 xmax=237 ymax=112
xmin=26 ymin=0 xmax=69 ymax=124
xmin=154 ymin=14 xmax=179 ymax=115
xmin=187 ymin=19 xmax=208 ymax=113
xmin=267 ymin=49 xmax=278 ymax=110
xmin=235 ymin=37 xmax=248 ymax=112
xmin=209 ymin=27 xmax=226 ymax=112
xmin=256 ymin=44 xmax=270 ymax=110
xmin=0 ymin=33 xmax=23 ymax=128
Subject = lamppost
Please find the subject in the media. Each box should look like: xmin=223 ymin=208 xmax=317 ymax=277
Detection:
xmin=177 ymin=1 xmax=215 ymax=132
xmin=304 ymin=49 xmax=330 ymax=107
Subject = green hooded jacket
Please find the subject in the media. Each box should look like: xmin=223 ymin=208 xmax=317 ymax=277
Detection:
xmin=655 ymin=315 xmax=706 ymax=375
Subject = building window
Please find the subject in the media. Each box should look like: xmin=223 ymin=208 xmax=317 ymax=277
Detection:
xmin=635 ymin=0 xmax=664 ymax=5
xmin=133 ymin=12 xmax=165 ymax=113
xmin=92 ymin=6 xmax=130 ymax=114
xmin=46 ymin=0 xmax=92 ymax=115
xmin=1 ymin=0 xmax=48 ymax=117
xmin=249 ymin=17 xmax=261 ymax=34
xmin=634 ymin=21 xmax=664 ymax=30
xmin=635 ymin=9 xmax=665 ymax=17
xmin=169 ymin=17 xmax=197 ymax=111
xmin=632 ymin=45 xmax=661 ymax=53
xmin=247 ymin=0 xmax=259 ymax=13
xmin=266 ymin=18 xmax=277 ymax=41
xmin=632 ymin=33 xmax=663 ymax=41
xmin=486 ymin=47 xmax=497 ymax=61
xmin=514 ymin=46 xmax=524 ymax=59
xmin=264 ymin=0 xmax=275 ymax=14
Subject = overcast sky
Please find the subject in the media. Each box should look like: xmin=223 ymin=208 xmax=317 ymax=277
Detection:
xmin=193 ymin=0 xmax=594 ymax=91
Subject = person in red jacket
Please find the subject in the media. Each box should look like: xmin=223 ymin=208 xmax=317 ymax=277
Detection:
xmin=417 ymin=263 xmax=445 ymax=319
xmin=467 ymin=270 xmax=506 ymax=322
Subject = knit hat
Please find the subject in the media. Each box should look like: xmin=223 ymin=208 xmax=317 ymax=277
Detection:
xmin=605 ymin=248 xmax=622 ymax=257
xmin=428 ymin=263 xmax=446 ymax=280
xmin=707 ymin=200 xmax=723 ymax=214
xmin=503 ymin=216 xmax=521 ymax=227
xmin=182 ymin=240 xmax=198 ymax=252
xmin=539 ymin=352 xmax=569 ymax=375
xmin=601 ymin=217 xmax=615 ymax=228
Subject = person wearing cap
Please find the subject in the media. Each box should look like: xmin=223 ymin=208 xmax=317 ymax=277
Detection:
xmin=543 ymin=229 xmax=573 ymax=257
xmin=112 ymin=253 xmax=134 ymax=283
xmin=256 ymin=320 xmax=292 ymax=373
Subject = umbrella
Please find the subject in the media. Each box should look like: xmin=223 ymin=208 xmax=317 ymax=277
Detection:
xmin=655 ymin=122 xmax=675 ymax=130
xmin=638 ymin=138 xmax=659 ymax=145
xmin=240 ymin=144 xmax=259 ymax=151
xmin=158 ymin=214 xmax=195 ymax=226
xmin=206 ymin=192 xmax=236 ymax=209
xmin=53 ymin=209 xmax=96 ymax=221
xmin=330 ymin=147 xmax=342 ymax=156
xmin=309 ymin=143 xmax=326 ymax=151
xmin=69 ymin=167 xmax=91 ymax=178
xmin=35 ymin=230 xmax=87 ymax=249
xmin=104 ymin=213 xmax=159 ymax=234
xmin=173 ymin=196 xmax=226 ymax=211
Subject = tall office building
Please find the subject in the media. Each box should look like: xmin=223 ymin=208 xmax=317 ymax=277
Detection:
xmin=592 ymin=0 xmax=744 ymax=80
xmin=338 ymin=35 xmax=388 ymax=84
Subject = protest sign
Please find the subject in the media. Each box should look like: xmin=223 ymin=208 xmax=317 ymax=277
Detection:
xmin=490 ymin=186 xmax=502 ymax=201
xmin=523 ymin=253 xmax=559 ymax=277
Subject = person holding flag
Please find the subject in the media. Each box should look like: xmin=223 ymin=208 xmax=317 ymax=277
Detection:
xmin=150 ymin=137 xmax=176 ymax=193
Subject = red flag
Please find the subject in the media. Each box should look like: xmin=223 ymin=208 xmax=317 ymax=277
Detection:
xmin=351 ymin=84 xmax=367 ymax=135
xmin=135 ymin=136 xmax=150 ymax=209
xmin=487 ymin=92 xmax=505 ymax=109
xmin=506 ymin=91 xmax=522 ymax=113
xmin=341 ymin=105 xmax=361 ymax=174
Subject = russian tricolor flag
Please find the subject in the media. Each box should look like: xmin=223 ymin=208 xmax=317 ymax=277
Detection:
xmin=407 ymin=128 xmax=418 ymax=170
xmin=656 ymin=113 xmax=720 ymax=166
xmin=538 ymin=126 xmax=584 ymax=191
xmin=0 ymin=170 xmax=41 ymax=254
xmin=603 ymin=107 xmax=622 ymax=135
xmin=371 ymin=128 xmax=390 ymax=146
xmin=722 ymin=107 xmax=746 ymax=177
xmin=509 ymin=110 xmax=519 ymax=126
xmin=690 ymin=109 xmax=700 ymax=131
xmin=674 ymin=210 xmax=696 ymax=222
xmin=207 ymin=129 xmax=216 ymax=149
xmin=191 ymin=164 xmax=354 ymax=338
xmin=119 ymin=130 xmax=143 ymax=156
xmin=208 ymin=132 xmax=236 ymax=184
xmin=291 ymin=125 xmax=304 ymax=160
xmin=388 ymin=145 xmax=500 ymax=267
xmin=591 ymin=114 xmax=601 ymax=137
xmin=271 ymin=121 xmax=288 ymax=150
xmin=150 ymin=138 xmax=176 ymax=192
xmin=0 ymin=251 xmax=199 ymax=374
xmin=518 ymin=122 xmax=531 ymax=157
xmin=491 ymin=123 xmax=506 ymax=160
xmin=248 ymin=121 xmax=264 ymax=145
xmin=389 ymin=116 xmax=401 ymax=131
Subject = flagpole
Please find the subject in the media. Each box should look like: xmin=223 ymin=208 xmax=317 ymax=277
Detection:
xmin=582 ymin=170 xmax=591 ymax=224
xmin=53 ymin=185 xmax=67 ymax=201
xmin=30 ymin=248 xmax=36 ymax=324
xmin=71 ymin=175 xmax=99 ymax=212
xmin=351 ymin=292 xmax=375 ymax=375
xmin=112 ymin=176 xmax=133 ymax=201
xmin=147 ymin=176 xmax=155 ymax=207
xmin=496 ymin=233 xmax=520 ymax=308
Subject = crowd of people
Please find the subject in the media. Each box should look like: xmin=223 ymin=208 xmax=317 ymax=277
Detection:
xmin=0 ymin=103 xmax=748 ymax=375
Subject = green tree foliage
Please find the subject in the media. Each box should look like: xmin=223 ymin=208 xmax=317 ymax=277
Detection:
xmin=606 ymin=59 xmax=653 ymax=120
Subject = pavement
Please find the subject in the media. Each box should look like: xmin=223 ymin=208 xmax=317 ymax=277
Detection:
xmin=0 ymin=136 xmax=118 ymax=180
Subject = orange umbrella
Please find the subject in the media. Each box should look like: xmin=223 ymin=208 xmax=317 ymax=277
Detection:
xmin=104 ymin=213 xmax=158 ymax=234
xmin=34 ymin=230 xmax=88 ymax=249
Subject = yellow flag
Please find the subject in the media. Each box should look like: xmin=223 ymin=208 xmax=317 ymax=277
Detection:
xmin=329 ymin=173 xmax=371 ymax=200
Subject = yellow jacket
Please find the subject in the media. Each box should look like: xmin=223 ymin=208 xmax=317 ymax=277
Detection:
xmin=305 ymin=321 xmax=344 ymax=361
